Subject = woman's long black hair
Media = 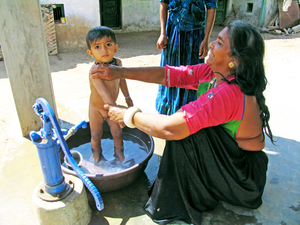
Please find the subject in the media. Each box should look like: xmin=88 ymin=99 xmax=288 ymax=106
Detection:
xmin=226 ymin=20 xmax=275 ymax=144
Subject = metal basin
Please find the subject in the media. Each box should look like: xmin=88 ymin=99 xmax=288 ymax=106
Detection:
xmin=60 ymin=121 xmax=154 ymax=192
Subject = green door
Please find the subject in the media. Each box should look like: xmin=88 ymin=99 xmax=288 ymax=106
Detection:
xmin=100 ymin=0 xmax=121 ymax=29
xmin=215 ymin=0 xmax=227 ymax=25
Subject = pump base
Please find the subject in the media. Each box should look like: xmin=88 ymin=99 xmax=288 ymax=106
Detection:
xmin=32 ymin=174 xmax=91 ymax=225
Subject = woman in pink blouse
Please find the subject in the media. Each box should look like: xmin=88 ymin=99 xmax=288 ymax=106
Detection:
xmin=90 ymin=20 xmax=274 ymax=225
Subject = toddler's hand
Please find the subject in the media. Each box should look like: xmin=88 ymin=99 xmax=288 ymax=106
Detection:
xmin=118 ymin=121 xmax=126 ymax=129
xmin=104 ymin=104 xmax=127 ymax=123
xmin=125 ymin=97 xmax=134 ymax=107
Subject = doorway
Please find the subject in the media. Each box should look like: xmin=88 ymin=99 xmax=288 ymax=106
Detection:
xmin=215 ymin=0 xmax=227 ymax=25
xmin=100 ymin=0 xmax=122 ymax=29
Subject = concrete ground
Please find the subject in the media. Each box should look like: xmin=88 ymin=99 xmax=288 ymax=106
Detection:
xmin=0 ymin=27 xmax=299 ymax=225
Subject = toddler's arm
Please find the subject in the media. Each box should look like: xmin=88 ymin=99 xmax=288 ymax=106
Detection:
xmin=120 ymin=78 xmax=133 ymax=107
xmin=116 ymin=59 xmax=133 ymax=107
xmin=91 ymin=78 xmax=116 ymax=106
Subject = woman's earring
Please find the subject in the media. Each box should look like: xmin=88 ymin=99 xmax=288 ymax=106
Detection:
xmin=228 ymin=61 xmax=235 ymax=69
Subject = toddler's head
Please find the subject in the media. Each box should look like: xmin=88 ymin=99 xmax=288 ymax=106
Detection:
xmin=86 ymin=26 xmax=118 ymax=64
xmin=86 ymin=26 xmax=116 ymax=49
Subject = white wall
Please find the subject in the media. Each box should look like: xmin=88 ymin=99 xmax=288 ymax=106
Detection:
xmin=40 ymin=0 xmax=100 ymax=24
xmin=40 ymin=0 xmax=100 ymax=52
xmin=122 ymin=0 xmax=160 ymax=32
xmin=40 ymin=0 xmax=160 ymax=52
xmin=39 ymin=0 xmax=279 ymax=52
xmin=225 ymin=0 xmax=277 ymax=27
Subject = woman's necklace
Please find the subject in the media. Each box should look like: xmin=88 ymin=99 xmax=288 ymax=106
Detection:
xmin=207 ymin=77 xmax=216 ymax=90
xmin=209 ymin=71 xmax=233 ymax=90
xmin=95 ymin=58 xmax=116 ymax=65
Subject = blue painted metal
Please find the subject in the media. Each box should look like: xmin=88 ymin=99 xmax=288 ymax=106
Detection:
xmin=30 ymin=127 xmax=66 ymax=196
xmin=60 ymin=120 xmax=87 ymax=145
xmin=30 ymin=98 xmax=104 ymax=211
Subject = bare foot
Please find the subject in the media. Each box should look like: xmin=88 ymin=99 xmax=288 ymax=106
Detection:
xmin=114 ymin=146 xmax=125 ymax=162
xmin=92 ymin=147 xmax=103 ymax=163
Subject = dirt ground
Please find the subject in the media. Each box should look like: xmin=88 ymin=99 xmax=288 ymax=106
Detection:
xmin=0 ymin=26 xmax=300 ymax=161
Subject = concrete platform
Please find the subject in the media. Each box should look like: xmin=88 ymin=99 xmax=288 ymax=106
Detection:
xmin=0 ymin=28 xmax=299 ymax=224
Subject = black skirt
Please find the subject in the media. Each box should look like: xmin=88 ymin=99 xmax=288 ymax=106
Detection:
xmin=144 ymin=126 xmax=268 ymax=225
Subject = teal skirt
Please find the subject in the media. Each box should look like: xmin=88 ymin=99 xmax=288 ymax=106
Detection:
xmin=156 ymin=24 xmax=204 ymax=115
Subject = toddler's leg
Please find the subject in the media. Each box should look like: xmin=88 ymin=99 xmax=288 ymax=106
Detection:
xmin=107 ymin=119 xmax=125 ymax=162
xmin=89 ymin=106 xmax=105 ymax=163
xmin=114 ymin=146 xmax=125 ymax=162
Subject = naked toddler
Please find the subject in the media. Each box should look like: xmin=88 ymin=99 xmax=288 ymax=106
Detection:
xmin=86 ymin=26 xmax=133 ymax=163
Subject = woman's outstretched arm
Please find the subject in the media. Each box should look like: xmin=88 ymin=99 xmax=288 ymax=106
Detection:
xmin=90 ymin=64 xmax=166 ymax=85
xmin=104 ymin=104 xmax=191 ymax=140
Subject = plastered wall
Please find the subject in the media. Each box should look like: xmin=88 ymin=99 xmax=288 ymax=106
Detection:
xmin=121 ymin=0 xmax=160 ymax=31
xmin=40 ymin=0 xmax=278 ymax=52
xmin=40 ymin=0 xmax=100 ymax=52
xmin=225 ymin=0 xmax=277 ymax=27
xmin=40 ymin=0 xmax=160 ymax=52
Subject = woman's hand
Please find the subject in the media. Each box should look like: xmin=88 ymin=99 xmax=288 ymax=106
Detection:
xmin=199 ymin=39 xmax=209 ymax=59
xmin=157 ymin=34 xmax=168 ymax=49
xmin=104 ymin=104 xmax=127 ymax=128
xmin=89 ymin=63 xmax=120 ymax=81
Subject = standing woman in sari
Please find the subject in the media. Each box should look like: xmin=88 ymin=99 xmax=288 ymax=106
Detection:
xmin=156 ymin=0 xmax=217 ymax=115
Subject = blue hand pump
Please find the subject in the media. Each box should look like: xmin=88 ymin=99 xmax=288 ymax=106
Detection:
xmin=29 ymin=98 xmax=104 ymax=211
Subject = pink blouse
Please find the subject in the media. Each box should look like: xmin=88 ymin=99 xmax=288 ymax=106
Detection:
xmin=165 ymin=64 xmax=245 ymax=138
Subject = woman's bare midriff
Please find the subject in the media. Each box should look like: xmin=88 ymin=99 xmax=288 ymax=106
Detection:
xmin=235 ymin=95 xmax=265 ymax=151
xmin=235 ymin=133 xmax=265 ymax=151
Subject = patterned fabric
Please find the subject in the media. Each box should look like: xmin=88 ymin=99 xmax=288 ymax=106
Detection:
xmin=156 ymin=0 xmax=217 ymax=115
xmin=165 ymin=64 xmax=245 ymax=139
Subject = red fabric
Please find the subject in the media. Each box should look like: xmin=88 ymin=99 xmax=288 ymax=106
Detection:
xmin=165 ymin=64 xmax=214 ymax=89
xmin=165 ymin=64 xmax=244 ymax=134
